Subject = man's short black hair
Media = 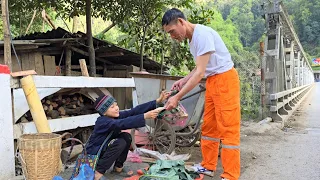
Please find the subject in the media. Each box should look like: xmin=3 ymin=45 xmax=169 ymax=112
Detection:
xmin=162 ymin=8 xmax=186 ymax=26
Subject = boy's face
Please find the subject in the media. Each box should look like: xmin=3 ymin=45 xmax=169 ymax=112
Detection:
xmin=104 ymin=102 xmax=120 ymax=118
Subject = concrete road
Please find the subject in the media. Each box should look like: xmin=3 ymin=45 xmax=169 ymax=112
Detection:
xmin=240 ymin=83 xmax=320 ymax=180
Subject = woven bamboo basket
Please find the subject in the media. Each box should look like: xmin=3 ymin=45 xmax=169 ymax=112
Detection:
xmin=18 ymin=133 xmax=62 ymax=180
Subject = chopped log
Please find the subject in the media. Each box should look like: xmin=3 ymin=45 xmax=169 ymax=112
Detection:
xmin=58 ymin=95 xmax=62 ymax=101
xmin=64 ymin=107 xmax=93 ymax=115
xmin=49 ymin=105 xmax=53 ymax=111
xmin=77 ymin=100 xmax=82 ymax=107
xmin=46 ymin=100 xmax=51 ymax=105
xmin=79 ymin=96 xmax=84 ymax=103
xmin=58 ymin=107 xmax=66 ymax=116
xmin=47 ymin=110 xmax=59 ymax=119
xmin=73 ymin=96 xmax=78 ymax=101
xmin=52 ymin=102 xmax=59 ymax=109
xmin=66 ymin=97 xmax=71 ymax=103
xmin=43 ymin=105 xmax=48 ymax=111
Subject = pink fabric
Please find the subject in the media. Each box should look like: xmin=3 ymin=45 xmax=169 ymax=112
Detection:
xmin=126 ymin=151 xmax=142 ymax=163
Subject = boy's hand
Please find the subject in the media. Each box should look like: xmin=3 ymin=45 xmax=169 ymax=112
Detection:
xmin=144 ymin=107 xmax=165 ymax=119
xmin=156 ymin=91 xmax=171 ymax=103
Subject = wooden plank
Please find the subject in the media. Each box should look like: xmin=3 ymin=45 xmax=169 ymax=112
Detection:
xmin=21 ymin=53 xmax=35 ymax=71
xmin=10 ymin=70 xmax=37 ymax=77
xmin=79 ymin=59 xmax=89 ymax=77
xmin=11 ymin=75 xmax=136 ymax=88
xmin=34 ymin=52 xmax=44 ymax=75
xmin=43 ymin=55 xmax=56 ymax=75
xmin=13 ymin=114 xmax=99 ymax=139
xmin=11 ymin=55 xmax=22 ymax=72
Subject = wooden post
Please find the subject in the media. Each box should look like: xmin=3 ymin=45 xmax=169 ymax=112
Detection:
xmin=0 ymin=74 xmax=15 ymax=179
xmin=86 ymin=0 xmax=96 ymax=77
xmin=65 ymin=48 xmax=72 ymax=76
xmin=1 ymin=0 xmax=12 ymax=70
xmin=79 ymin=59 xmax=89 ymax=77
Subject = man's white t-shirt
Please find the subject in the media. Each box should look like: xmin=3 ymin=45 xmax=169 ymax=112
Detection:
xmin=189 ymin=24 xmax=234 ymax=77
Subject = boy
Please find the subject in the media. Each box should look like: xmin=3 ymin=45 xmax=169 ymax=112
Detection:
xmin=86 ymin=92 xmax=169 ymax=180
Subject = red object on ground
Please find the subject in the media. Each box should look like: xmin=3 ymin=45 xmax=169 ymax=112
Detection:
xmin=123 ymin=175 xmax=141 ymax=180
xmin=0 ymin=64 xmax=10 ymax=74
xmin=195 ymin=174 xmax=204 ymax=180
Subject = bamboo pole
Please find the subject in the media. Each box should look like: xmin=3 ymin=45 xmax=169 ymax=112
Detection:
xmin=20 ymin=75 xmax=51 ymax=132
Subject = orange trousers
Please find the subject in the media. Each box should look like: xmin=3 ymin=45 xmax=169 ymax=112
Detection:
xmin=201 ymin=68 xmax=241 ymax=180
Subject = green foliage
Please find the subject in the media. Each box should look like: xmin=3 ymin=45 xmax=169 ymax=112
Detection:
xmin=283 ymin=0 xmax=320 ymax=56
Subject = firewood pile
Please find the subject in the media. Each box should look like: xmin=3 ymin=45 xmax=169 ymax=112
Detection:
xmin=20 ymin=93 xmax=96 ymax=123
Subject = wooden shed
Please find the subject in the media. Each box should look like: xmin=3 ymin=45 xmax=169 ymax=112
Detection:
xmin=0 ymin=28 xmax=166 ymax=109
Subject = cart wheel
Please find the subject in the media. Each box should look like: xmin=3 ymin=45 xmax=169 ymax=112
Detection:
xmin=176 ymin=131 xmax=201 ymax=147
xmin=131 ymin=119 xmax=176 ymax=154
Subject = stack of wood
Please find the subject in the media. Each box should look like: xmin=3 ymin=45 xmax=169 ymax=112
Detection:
xmin=20 ymin=93 xmax=96 ymax=122
xmin=42 ymin=94 xmax=95 ymax=119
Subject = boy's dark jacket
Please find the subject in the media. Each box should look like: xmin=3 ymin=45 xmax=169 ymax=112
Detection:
xmin=86 ymin=100 xmax=157 ymax=155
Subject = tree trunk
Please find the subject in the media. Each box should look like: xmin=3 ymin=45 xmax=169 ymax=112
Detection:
xmin=72 ymin=16 xmax=79 ymax=33
xmin=86 ymin=0 xmax=96 ymax=77
xmin=140 ymin=26 xmax=147 ymax=71
xmin=65 ymin=48 xmax=72 ymax=76
xmin=1 ymin=0 xmax=12 ymax=70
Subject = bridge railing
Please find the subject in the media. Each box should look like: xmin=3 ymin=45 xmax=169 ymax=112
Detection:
xmin=269 ymin=84 xmax=313 ymax=122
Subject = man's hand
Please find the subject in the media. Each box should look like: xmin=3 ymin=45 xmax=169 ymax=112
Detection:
xmin=156 ymin=91 xmax=171 ymax=103
xmin=171 ymin=78 xmax=186 ymax=91
xmin=164 ymin=95 xmax=180 ymax=110
xmin=144 ymin=107 xmax=165 ymax=119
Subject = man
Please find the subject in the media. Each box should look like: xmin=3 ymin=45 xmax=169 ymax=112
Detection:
xmin=162 ymin=8 xmax=241 ymax=180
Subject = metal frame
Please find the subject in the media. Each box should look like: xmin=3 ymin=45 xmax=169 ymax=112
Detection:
xmin=262 ymin=0 xmax=314 ymax=122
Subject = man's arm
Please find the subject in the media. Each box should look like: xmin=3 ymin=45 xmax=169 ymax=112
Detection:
xmin=177 ymin=53 xmax=210 ymax=99
xmin=184 ymin=68 xmax=196 ymax=82
xmin=165 ymin=53 xmax=210 ymax=110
